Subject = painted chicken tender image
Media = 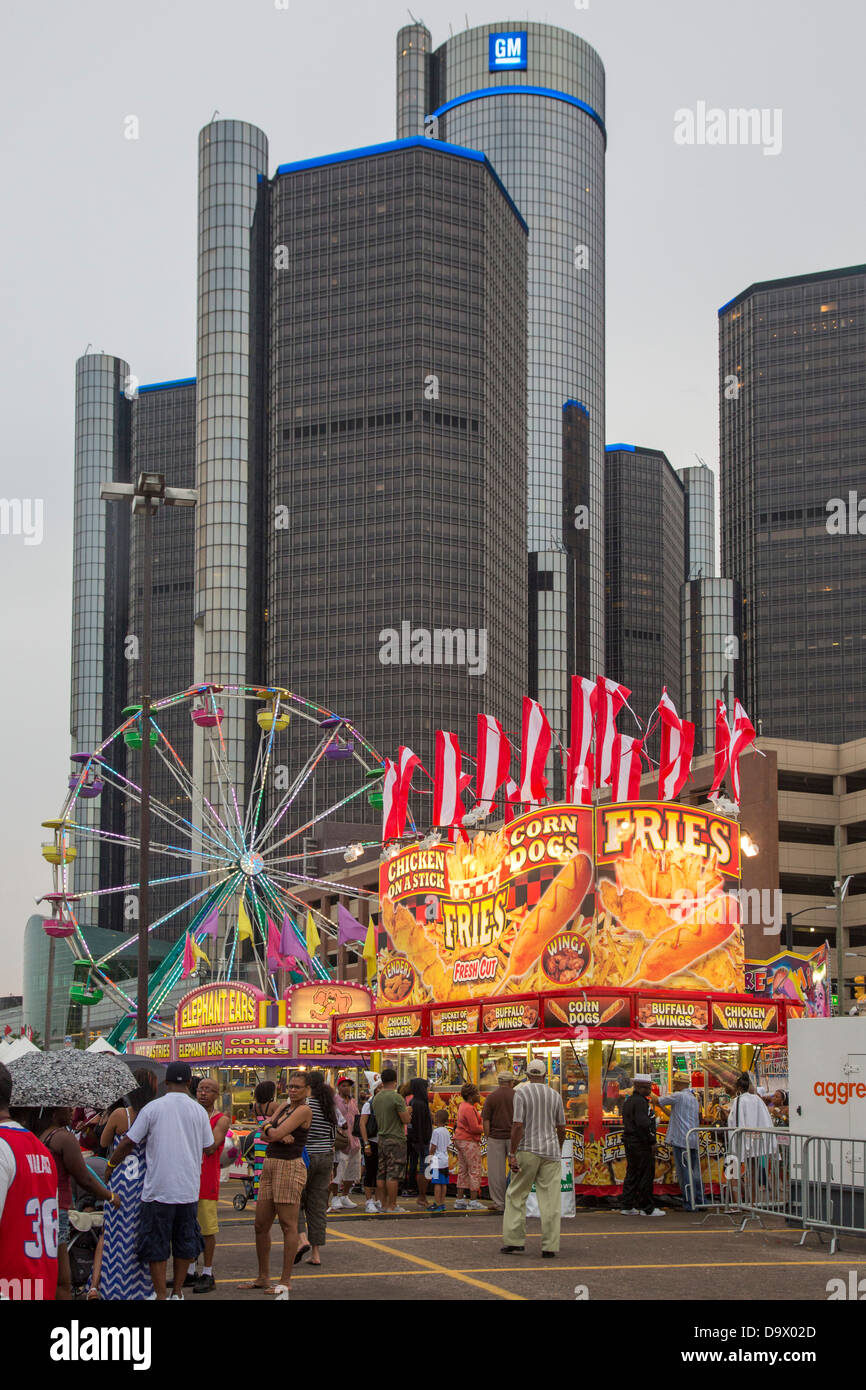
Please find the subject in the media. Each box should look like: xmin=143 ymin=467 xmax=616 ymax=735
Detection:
xmin=381 ymin=893 xmax=504 ymax=999
xmin=380 ymin=896 xmax=446 ymax=1000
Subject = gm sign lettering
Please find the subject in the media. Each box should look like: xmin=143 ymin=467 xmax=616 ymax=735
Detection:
xmin=489 ymin=31 xmax=527 ymax=71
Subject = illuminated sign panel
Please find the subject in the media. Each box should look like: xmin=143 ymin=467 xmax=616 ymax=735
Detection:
xmin=489 ymin=32 xmax=527 ymax=70
xmin=176 ymin=982 xmax=265 ymax=1034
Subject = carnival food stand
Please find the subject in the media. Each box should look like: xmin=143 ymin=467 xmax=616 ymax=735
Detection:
xmin=330 ymin=799 xmax=794 ymax=1196
xmin=330 ymin=986 xmax=790 ymax=1194
xmin=127 ymin=979 xmax=373 ymax=1116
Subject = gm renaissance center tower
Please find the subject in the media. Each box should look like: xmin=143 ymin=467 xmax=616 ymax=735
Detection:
xmin=397 ymin=20 xmax=606 ymax=753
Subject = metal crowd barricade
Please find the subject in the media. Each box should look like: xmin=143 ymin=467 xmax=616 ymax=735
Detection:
xmin=727 ymin=1128 xmax=804 ymax=1231
xmin=684 ymin=1126 xmax=741 ymax=1224
xmin=685 ymin=1127 xmax=866 ymax=1248
xmin=684 ymin=1126 xmax=803 ymax=1230
xmin=799 ymin=1136 xmax=866 ymax=1253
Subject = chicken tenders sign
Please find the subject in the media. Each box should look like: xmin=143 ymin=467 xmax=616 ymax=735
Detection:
xmin=377 ymin=801 xmax=744 ymax=1004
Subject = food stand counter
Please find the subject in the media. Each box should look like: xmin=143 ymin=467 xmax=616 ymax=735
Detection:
xmin=331 ymin=987 xmax=789 ymax=1196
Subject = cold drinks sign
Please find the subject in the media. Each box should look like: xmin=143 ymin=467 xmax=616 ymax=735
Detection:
xmin=489 ymin=32 xmax=527 ymax=71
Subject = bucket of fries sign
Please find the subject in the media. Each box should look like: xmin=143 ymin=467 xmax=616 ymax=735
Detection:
xmin=447 ymin=831 xmax=508 ymax=900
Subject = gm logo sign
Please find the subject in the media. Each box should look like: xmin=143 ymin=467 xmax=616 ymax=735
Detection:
xmin=489 ymin=31 xmax=527 ymax=71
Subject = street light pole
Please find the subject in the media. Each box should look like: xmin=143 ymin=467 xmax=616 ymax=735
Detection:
xmin=786 ymin=905 xmax=834 ymax=957
xmin=100 ymin=473 xmax=197 ymax=1041
xmin=137 ymin=497 xmax=154 ymax=1039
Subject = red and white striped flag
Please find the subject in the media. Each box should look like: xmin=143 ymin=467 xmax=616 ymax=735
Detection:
xmin=433 ymin=731 xmax=471 ymax=829
xmin=475 ymin=713 xmax=511 ymax=816
xmin=503 ymin=777 xmax=521 ymax=824
xmin=611 ymin=734 xmax=645 ymax=801
xmin=657 ymin=689 xmax=695 ymax=801
xmin=518 ymin=697 xmax=551 ymax=806
xmin=729 ymin=700 xmax=756 ymax=804
xmin=382 ymin=746 xmax=424 ymax=840
xmin=709 ymin=700 xmax=731 ymax=796
xmin=595 ymin=677 xmax=631 ymax=788
xmin=567 ymin=675 xmax=597 ymax=803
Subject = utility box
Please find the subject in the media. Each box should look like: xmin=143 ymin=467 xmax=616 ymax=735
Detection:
xmin=788 ymin=1017 xmax=866 ymax=1141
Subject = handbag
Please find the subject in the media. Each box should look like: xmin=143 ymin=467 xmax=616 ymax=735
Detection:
xmin=334 ymin=1126 xmax=350 ymax=1153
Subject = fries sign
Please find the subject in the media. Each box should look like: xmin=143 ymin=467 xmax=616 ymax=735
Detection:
xmin=377 ymin=801 xmax=744 ymax=1004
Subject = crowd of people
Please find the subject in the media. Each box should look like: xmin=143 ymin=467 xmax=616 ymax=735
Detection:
xmin=0 ymin=1054 xmax=791 ymax=1299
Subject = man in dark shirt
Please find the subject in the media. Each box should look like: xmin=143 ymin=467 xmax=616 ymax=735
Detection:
xmin=481 ymin=1073 xmax=514 ymax=1213
xmin=620 ymin=1075 xmax=664 ymax=1217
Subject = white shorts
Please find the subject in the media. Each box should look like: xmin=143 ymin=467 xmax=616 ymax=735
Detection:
xmin=335 ymin=1146 xmax=362 ymax=1183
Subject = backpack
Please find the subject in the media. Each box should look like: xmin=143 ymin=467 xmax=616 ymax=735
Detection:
xmin=357 ymin=1101 xmax=377 ymax=1141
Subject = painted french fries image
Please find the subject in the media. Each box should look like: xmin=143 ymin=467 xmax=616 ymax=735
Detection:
xmin=500 ymin=853 xmax=594 ymax=984
xmin=627 ymin=893 xmax=740 ymax=985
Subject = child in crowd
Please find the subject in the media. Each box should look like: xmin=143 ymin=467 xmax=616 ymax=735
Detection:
xmin=428 ymin=1108 xmax=451 ymax=1213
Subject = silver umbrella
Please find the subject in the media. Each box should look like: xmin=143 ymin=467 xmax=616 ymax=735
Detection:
xmin=8 ymin=1049 xmax=138 ymax=1110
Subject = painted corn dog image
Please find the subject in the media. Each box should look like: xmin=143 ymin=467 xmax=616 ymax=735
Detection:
xmin=500 ymin=852 xmax=594 ymax=985
xmin=626 ymin=893 xmax=739 ymax=985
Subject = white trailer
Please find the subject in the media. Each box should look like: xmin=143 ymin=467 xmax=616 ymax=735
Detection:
xmin=788 ymin=1018 xmax=866 ymax=1239
xmin=788 ymin=1017 xmax=866 ymax=1141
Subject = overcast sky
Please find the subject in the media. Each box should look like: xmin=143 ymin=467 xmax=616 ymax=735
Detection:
xmin=1 ymin=0 xmax=862 ymax=990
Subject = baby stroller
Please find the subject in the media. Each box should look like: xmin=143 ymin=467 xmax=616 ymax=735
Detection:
xmin=67 ymin=1209 xmax=104 ymax=1298
xmin=232 ymin=1128 xmax=259 ymax=1210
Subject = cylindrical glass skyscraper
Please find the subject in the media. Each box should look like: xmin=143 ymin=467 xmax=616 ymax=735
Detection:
xmin=679 ymin=462 xmax=716 ymax=581
xmin=397 ymin=20 xmax=606 ymax=749
xmin=71 ymin=352 xmax=131 ymax=922
xmin=195 ymin=119 xmax=269 ymax=802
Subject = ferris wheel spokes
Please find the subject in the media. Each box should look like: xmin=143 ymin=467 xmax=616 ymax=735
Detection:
xmin=89 ymin=752 xmax=234 ymax=863
xmin=249 ymin=727 xmax=343 ymax=854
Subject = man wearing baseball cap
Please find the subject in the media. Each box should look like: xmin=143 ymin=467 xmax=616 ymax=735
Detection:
xmin=501 ymin=1058 xmax=566 ymax=1258
xmin=620 ymin=1075 xmax=663 ymax=1217
xmin=109 ymin=1062 xmax=219 ymax=1300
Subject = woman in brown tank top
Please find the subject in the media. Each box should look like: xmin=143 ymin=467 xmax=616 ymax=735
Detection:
xmin=237 ymin=1072 xmax=312 ymax=1299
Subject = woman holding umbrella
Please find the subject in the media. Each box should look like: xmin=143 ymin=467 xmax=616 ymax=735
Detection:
xmin=36 ymin=1106 xmax=121 ymax=1299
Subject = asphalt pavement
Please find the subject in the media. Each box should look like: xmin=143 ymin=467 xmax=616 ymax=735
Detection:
xmin=199 ymin=1190 xmax=860 ymax=1302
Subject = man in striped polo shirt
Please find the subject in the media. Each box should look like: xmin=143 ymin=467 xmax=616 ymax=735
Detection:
xmin=501 ymin=1060 xmax=566 ymax=1258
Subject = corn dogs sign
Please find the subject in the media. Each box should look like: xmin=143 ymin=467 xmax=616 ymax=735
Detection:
xmin=377 ymin=801 xmax=744 ymax=1004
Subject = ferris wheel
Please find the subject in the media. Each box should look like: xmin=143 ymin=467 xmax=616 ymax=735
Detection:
xmin=40 ymin=684 xmax=385 ymax=1049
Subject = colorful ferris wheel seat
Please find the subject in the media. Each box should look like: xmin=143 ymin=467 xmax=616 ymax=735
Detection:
xmin=365 ymin=764 xmax=385 ymax=808
xmin=191 ymin=706 xmax=224 ymax=728
xmin=68 ymin=774 xmax=104 ymax=797
xmin=43 ymin=919 xmax=76 ymax=938
xmin=69 ymin=983 xmax=104 ymax=1006
xmin=68 ymin=959 xmax=103 ymax=1005
xmin=68 ymin=752 xmax=104 ymax=796
xmin=320 ymin=715 xmax=354 ymax=758
xmin=41 ymin=823 xmax=77 ymax=865
xmin=257 ymin=709 xmax=291 ymax=733
xmin=122 ymin=705 xmax=159 ymax=749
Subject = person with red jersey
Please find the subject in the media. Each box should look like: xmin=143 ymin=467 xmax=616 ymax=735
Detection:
xmin=0 ymin=1062 xmax=59 ymax=1301
xmin=186 ymin=1077 xmax=229 ymax=1294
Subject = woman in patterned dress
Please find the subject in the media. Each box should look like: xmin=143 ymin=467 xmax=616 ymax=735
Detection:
xmin=93 ymin=1069 xmax=157 ymax=1300
xmin=251 ymin=1081 xmax=279 ymax=1198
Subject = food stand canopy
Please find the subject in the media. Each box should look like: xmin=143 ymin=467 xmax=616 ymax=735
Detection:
xmin=329 ymin=986 xmax=789 ymax=1051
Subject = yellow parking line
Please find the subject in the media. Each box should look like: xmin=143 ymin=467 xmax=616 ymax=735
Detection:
xmin=214 ymin=1226 xmax=778 ymax=1247
xmin=213 ymin=1231 xmax=727 ymax=1247
xmin=218 ymin=1256 xmax=851 ymax=1285
xmin=325 ymin=1226 xmax=526 ymax=1300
